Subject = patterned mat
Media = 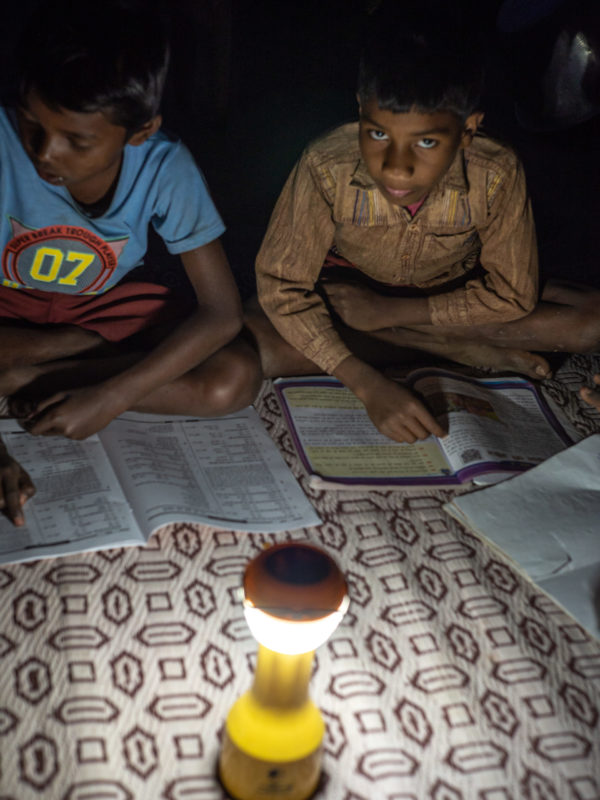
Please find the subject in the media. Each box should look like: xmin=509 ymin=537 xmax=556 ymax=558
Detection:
xmin=0 ymin=354 xmax=599 ymax=800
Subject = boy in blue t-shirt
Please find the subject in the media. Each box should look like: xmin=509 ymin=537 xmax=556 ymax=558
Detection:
xmin=0 ymin=0 xmax=260 ymax=445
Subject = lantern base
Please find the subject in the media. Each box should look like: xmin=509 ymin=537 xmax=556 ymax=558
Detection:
xmin=219 ymin=729 xmax=321 ymax=800
xmin=218 ymin=687 xmax=324 ymax=800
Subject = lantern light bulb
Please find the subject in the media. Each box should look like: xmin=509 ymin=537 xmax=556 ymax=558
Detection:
xmin=243 ymin=595 xmax=350 ymax=655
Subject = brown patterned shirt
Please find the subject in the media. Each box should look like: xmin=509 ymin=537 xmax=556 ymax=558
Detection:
xmin=256 ymin=123 xmax=538 ymax=374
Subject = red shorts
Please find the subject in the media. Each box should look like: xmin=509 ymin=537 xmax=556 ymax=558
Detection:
xmin=0 ymin=281 xmax=188 ymax=343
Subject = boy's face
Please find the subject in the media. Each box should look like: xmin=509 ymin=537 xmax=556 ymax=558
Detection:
xmin=358 ymin=99 xmax=483 ymax=207
xmin=17 ymin=90 xmax=159 ymax=205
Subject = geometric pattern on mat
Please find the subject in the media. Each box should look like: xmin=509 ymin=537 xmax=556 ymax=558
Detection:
xmin=0 ymin=354 xmax=598 ymax=799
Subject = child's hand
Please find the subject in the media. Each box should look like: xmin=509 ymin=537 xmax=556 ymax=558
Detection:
xmin=0 ymin=447 xmax=35 ymax=526
xmin=361 ymin=379 xmax=447 ymax=443
xmin=323 ymin=281 xmax=393 ymax=331
xmin=580 ymin=374 xmax=600 ymax=412
xmin=322 ymin=281 xmax=431 ymax=330
xmin=22 ymin=385 xmax=125 ymax=440
xmin=333 ymin=356 xmax=446 ymax=443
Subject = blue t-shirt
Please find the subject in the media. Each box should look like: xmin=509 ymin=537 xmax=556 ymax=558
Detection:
xmin=0 ymin=108 xmax=225 ymax=295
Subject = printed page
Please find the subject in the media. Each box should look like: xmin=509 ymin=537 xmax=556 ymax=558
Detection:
xmin=99 ymin=408 xmax=321 ymax=534
xmin=276 ymin=380 xmax=454 ymax=486
xmin=411 ymin=371 xmax=570 ymax=479
xmin=0 ymin=420 xmax=144 ymax=564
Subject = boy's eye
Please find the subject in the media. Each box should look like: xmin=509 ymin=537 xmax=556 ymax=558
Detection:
xmin=417 ymin=137 xmax=437 ymax=149
xmin=368 ymin=129 xmax=389 ymax=141
xmin=69 ymin=139 xmax=91 ymax=152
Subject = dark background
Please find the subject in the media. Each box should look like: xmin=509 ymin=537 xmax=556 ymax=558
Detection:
xmin=3 ymin=0 xmax=599 ymax=299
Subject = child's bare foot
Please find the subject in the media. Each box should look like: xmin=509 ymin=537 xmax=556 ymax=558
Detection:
xmin=374 ymin=327 xmax=552 ymax=380
xmin=446 ymin=342 xmax=551 ymax=380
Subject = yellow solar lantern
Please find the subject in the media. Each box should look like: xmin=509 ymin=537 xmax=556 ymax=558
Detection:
xmin=219 ymin=542 xmax=349 ymax=800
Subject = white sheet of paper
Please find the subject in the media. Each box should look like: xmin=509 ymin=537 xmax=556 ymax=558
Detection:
xmin=444 ymin=434 xmax=600 ymax=638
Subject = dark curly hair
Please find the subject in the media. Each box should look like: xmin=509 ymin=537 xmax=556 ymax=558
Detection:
xmin=357 ymin=2 xmax=485 ymax=121
xmin=19 ymin=0 xmax=170 ymax=133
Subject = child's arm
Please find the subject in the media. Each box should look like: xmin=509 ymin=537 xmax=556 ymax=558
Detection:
xmin=25 ymin=239 xmax=242 ymax=440
xmin=0 ymin=439 xmax=35 ymax=526
xmin=426 ymin=154 xmax=538 ymax=327
xmin=580 ymin=375 xmax=600 ymax=412
xmin=333 ymin=355 xmax=446 ymax=442
xmin=256 ymin=146 xmax=351 ymax=376
xmin=322 ymin=282 xmax=432 ymax=330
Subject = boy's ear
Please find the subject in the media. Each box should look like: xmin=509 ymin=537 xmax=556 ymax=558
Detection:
xmin=461 ymin=111 xmax=484 ymax=147
xmin=127 ymin=115 xmax=162 ymax=146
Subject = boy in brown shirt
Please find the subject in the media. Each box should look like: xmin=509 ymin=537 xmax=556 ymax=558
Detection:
xmin=248 ymin=8 xmax=600 ymax=443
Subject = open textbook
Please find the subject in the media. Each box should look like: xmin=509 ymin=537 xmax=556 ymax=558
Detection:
xmin=275 ymin=369 xmax=576 ymax=489
xmin=0 ymin=408 xmax=321 ymax=564
xmin=443 ymin=435 xmax=600 ymax=639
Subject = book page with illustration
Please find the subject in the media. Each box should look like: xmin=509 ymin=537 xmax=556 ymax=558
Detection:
xmin=275 ymin=369 xmax=574 ymax=488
